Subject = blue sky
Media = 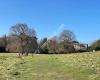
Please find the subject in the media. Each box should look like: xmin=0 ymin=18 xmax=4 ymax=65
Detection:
xmin=0 ymin=0 xmax=100 ymax=44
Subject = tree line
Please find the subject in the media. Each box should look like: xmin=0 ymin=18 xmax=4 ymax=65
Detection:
xmin=0 ymin=23 xmax=89 ymax=55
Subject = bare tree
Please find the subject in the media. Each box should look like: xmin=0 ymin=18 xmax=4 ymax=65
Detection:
xmin=7 ymin=36 xmax=20 ymax=53
xmin=48 ymin=36 xmax=58 ymax=53
xmin=39 ymin=38 xmax=48 ymax=53
xmin=59 ymin=29 xmax=76 ymax=53
xmin=59 ymin=29 xmax=76 ymax=42
xmin=10 ymin=23 xmax=37 ymax=56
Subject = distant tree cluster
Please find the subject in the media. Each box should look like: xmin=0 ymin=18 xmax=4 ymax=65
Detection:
xmin=0 ymin=35 xmax=7 ymax=52
xmin=90 ymin=39 xmax=100 ymax=51
xmin=0 ymin=23 xmax=89 ymax=55
xmin=0 ymin=24 xmax=38 ymax=56
xmin=38 ymin=29 xmax=88 ymax=54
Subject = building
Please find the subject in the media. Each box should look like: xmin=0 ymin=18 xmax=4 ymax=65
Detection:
xmin=73 ymin=43 xmax=88 ymax=52
xmin=73 ymin=41 xmax=88 ymax=51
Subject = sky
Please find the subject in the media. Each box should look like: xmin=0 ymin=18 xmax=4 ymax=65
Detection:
xmin=0 ymin=0 xmax=100 ymax=44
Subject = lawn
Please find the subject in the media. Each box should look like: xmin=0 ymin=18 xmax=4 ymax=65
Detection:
xmin=0 ymin=52 xmax=100 ymax=80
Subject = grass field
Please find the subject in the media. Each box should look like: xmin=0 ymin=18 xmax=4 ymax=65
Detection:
xmin=0 ymin=52 xmax=100 ymax=80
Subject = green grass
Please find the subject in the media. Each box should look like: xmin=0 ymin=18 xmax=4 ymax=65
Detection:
xmin=0 ymin=52 xmax=100 ymax=80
